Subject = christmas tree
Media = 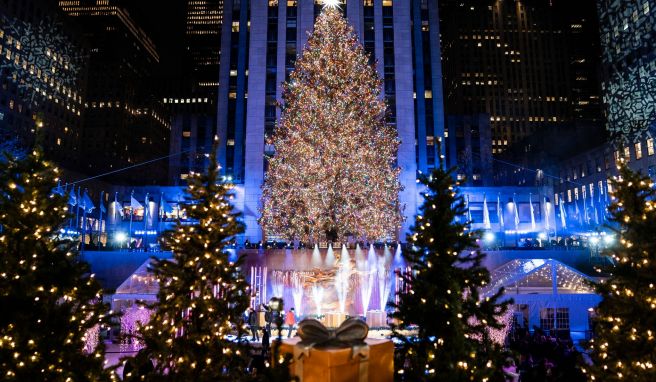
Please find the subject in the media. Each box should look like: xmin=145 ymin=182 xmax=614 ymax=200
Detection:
xmin=137 ymin=140 xmax=251 ymax=381
xmin=585 ymin=166 xmax=656 ymax=381
xmin=0 ymin=150 xmax=113 ymax=381
xmin=390 ymin=169 xmax=509 ymax=381
xmin=260 ymin=7 xmax=403 ymax=243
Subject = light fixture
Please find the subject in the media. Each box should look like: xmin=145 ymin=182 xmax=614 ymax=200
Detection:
xmin=483 ymin=232 xmax=496 ymax=243
xmin=322 ymin=0 xmax=341 ymax=9
xmin=115 ymin=232 xmax=127 ymax=243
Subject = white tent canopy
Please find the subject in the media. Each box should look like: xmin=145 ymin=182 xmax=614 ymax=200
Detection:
xmin=484 ymin=259 xmax=601 ymax=337
xmin=482 ymin=259 xmax=595 ymax=297
xmin=112 ymin=259 xmax=160 ymax=308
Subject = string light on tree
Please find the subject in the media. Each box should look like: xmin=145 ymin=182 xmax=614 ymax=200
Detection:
xmin=586 ymin=165 xmax=656 ymax=382
xmin=135 ymin=138 xmax=252 ymax=380
xmin=260 ymin=8 xmax=403 ymax=243
xmin=390 ymin=169 xmax=510 ymax=381
xmin=0 ymin=150 xmax=114 ymax=381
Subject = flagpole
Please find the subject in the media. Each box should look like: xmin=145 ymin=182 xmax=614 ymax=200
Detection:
xmin=75 ymin=186 xmax=81 ymax=236
xmin=98 ymin=191 xmax=104 ymax=246
xmin=81 ymin=191 xmax=87 ymax=252
xmin=158 ymin=192 xmax=164 ymax=238
xmin=129 ymin=190 xmax=134 ymax=249
xmin=143 ymin=193 xmax=149 ymax=250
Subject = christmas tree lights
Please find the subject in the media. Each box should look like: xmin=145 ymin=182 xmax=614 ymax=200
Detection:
xmin=0 ymin=150 xmax=114 ymax=381
xmin=390 ymin=169 xmax=510 ymax=381
xmin=584 ymin=166 xmax=656 ymax=381
xmin=260 ymin=8 xmax=403 ymax=243
xmin=135 ymin=139 xmax=251 ymax=380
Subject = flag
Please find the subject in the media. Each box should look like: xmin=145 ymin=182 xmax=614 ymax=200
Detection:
xmin=513 ymin=195 xmax=520 ymax=229
xmin=543 ymin=197 xmax=551 ymax=232
xmin=112 ymin=193 xmax=124 ymax=218
xmin=52 ymin=180 xmax=65 ymax=196
xmin=99 ymin=191 xmax=106 ymax=214
xmin=529 ymin=193 xmax=536 ymax=231
xmin=575 ymin=199 xmax=582 ymax=225
xmin=583 ymin=191 xmax=589 ymax=224
xmin=482 ymin=194 xmax=491 ymax=230
xmin=466 ymin=194 xmax=472 ymax=223
xmin=80 ymin=190 xmax=95 ymax=213
xmin=68 ymin=187 xmax=77 ymax=206
xmin=159 ymin=193 xmax=173 ymax=216
xmin=559 ymin=198 xmax=567 ymax=230
xmin=497 ymin=194 xmax=504 ymax=229
xmin=130 ymin=193 xmax=143 ymax=210
xmin=144 ymin=193 xmax=150 ymax=228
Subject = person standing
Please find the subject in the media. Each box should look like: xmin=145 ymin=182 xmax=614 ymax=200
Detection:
xmin=285 ymin=308 xmax=296 ymax=338
xmin=261 ymin=324 xmax=271 ymax=357
xmin=248 ymin=307 xmax=259 ymax=341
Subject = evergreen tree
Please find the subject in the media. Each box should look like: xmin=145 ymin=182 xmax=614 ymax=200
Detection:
xmin=138 ymin=141 xmax=251 ymax=381
xmin=390 ymin=169 xmax=510 ymax=381
xmin=260 ymin=7 xmax=403 ymax=243
xmin=585 ymin=166 xmax=656 ymax=381
xmin=0 ymin=150 xmax=113 ymax=381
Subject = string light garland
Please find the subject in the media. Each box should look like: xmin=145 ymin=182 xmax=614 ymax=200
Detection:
xmin=585 ymin=165 xmax=656 ymax=381
xmin=133 ymin=139 xmax=293 ymax=380
xmin=0 ymin=150 xmax=115 ymax=381
xmin=389 ymin=169 xmax=510 ymax=381
xmin=259 ymin=8 xmax=403 ymax=243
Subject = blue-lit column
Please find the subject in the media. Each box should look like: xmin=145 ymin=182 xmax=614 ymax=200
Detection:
xmin=298 ymin=0 xmax=314 ymax=49
xmin=428 ymin=0 xmax=445 ymax=167
xmin=216 ymin=0 xmax=234 ymax=174
xmin=347 ymin=0 xmax=364 ymax=41
xmin=243 ymin=0 xmax=268 ymax=242
xmin=393 ymin=0 xmax=418 ymax=239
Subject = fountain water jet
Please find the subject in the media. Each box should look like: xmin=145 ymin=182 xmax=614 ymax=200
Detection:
xmin=312 ymin=284 xmax=324 ymax=316
xmin=311 ymin=244 xmax=322 ymax=267
xmin=377 ymin=258 xmax=392 ymax=311
xmin=291 ymin=272 xmax=304 ymax=315
xmin=359 ymin=270 xmax=375 ymax=315
xmin=325 ymin=244 xmax=336 ymax=266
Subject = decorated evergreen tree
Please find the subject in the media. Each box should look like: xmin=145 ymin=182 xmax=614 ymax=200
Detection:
xmin=585 ymin=166 xmax=656 ymax=381
xmin=390 ymin=169 xmax=510 ymax=381
xmin=138 ymin=140 xmax=251 ymax=381
xmin=260 ymin=7 xmax=403 ymax=243
xmin=0 ymin=150 xmax=113 ymax=381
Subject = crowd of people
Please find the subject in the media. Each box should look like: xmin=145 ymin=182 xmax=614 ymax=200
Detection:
xmin=503 ymin=328 xmax=586 ymax=382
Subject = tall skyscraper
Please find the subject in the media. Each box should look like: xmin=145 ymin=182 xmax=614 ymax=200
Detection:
xmin=59 ymin=0 xmax=170 ymax=184
xmin=167 ymin=0 xmax=223 ymax=185
xmin=440 ymin=0 xmax=603 ymax=154
xmin=0 ymin=0 xmax=86 ymax=166
xmin=216 ymin=0 xmax=445 ymax=242
xmin=597 ymin=0 xmax=656 ymax=142
xmin=186 ymin=0 xmax=223 ymax=94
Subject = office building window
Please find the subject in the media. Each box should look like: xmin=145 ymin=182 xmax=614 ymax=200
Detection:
xmin=540 ymin=308 xmax=555 ymax=331
xmin=647 ymin=138 xmax=654 ymax=156
xmin=556 ymin=308 xmax=570 ymax=329
xmin=635 ymin=142 xmax=643 ymax=160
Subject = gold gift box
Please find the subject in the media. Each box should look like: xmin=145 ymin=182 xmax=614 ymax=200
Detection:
xmin=278 ymin=338 xmax=394 ymax=382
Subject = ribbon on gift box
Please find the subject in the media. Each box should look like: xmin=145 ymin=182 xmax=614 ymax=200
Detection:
xmin=293 ymin=318 xmax=370 ymax=382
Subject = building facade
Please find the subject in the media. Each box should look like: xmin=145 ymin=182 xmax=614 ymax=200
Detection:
xmin=597 ymin=0 xmax=656 ymax=142
xmin=0 ymin=0 xmax=86 ymax=165
xmin=440 ymin=0 xmax=603 ymax=154
xmin=167 ymin=0 xmax=224 ymax=184
xmin=216 ymin=0 xmax=446 ymax=242
xmin=59 ymin=0 xmax=171 ymax=184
